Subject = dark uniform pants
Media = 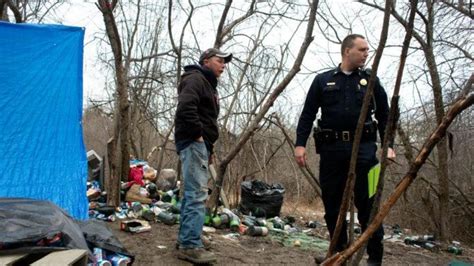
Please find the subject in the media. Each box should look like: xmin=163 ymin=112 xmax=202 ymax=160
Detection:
xmin=319 ymin=142 xmax=384 ymax=263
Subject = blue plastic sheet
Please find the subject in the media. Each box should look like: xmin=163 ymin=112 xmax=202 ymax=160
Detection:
xmin=0 ymin=22 xmax=88 ymax=219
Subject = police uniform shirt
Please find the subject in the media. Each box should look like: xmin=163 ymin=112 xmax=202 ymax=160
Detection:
xmin=295 ymin=65 xmax=390 ymax=148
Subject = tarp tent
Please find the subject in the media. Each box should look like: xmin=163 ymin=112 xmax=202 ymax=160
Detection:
xmin=0 ymin=22 xmax=88 ymax=219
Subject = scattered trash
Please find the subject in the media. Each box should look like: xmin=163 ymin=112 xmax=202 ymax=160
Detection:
xmin=203 ymin=226 xmax=216 ymax=233
xmin=269 ymin=216 xmax=285 ymax=229
xmin=222 ymin=233 xmax=240 ymax=241
xmin=213 ymin=213 xmax=232 ymax=228
xmin=293 ymin=239 xmax=301 ymax=247
xmin=247 ymin=226 xmax=269 ymax=236
xmin=392 ymin=224 xmax=402 ymax=235
xmin=107 ymin=254 xmax=132 ymax=266
xmin=221 ymin=208 xmax=241 ymax=232
xmin=307 ymin=221 xmax=318 ymax=228
xmin=153 ymin=207 xmax=178 ymax=225
xmin=156 ymin=168 xmax=178 ymax=191
xmin=120 ymin=220 xmax=151 ymax=233
xmin=447 ymin=242 xmax=463 ymax=255
xmin=239 ymin=179 xmax=285 ymax=218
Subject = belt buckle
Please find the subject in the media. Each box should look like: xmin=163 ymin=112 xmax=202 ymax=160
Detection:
xmin=342 ymin=131 xmax=350 ymax=141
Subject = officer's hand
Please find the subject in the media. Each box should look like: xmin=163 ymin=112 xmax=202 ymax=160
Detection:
xmin=294 ymin=146 xmax=307 ymax=167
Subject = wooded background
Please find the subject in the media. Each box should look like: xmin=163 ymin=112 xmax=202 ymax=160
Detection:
xmin=2 ymin=0 xmax=472 ymax=243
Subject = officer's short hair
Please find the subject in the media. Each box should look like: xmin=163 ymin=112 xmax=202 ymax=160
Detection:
xmin=341 ymin=34 xmax=365 ymax=55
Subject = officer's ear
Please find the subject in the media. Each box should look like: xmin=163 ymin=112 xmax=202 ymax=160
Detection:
xmin=343 ymin=47 xmax=350 ymax=57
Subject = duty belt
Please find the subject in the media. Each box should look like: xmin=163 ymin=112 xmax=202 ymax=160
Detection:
xmin=315 ymin=128 xmax=376 ymax=143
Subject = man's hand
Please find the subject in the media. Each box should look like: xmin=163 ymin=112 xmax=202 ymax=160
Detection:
xmin=294 ymin=146 xmax=307 ymax=167
xmin=209 ymin=153 xmax=215 ymax=165
xmin=387 ymin=147 xmax=396 ymax=161
xmin=196 ymin=136 xmax=204 ymax=142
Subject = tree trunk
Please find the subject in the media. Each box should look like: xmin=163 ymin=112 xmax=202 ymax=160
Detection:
xmin=106 ymin=137 xmax=120 ymax=207
xmin=0 ymin=1 xmax=9 ymax=21
xmin=98 ymin=0 xmax=131 ymax=206
xmin=206 ymin=0 xmax=319 ymax=212
xmin=425 ymin=0 xmax=449 ymax=240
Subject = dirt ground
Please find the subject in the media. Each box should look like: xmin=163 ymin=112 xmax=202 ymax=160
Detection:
xmin=107 ymin=205 xmax=473 ymax=265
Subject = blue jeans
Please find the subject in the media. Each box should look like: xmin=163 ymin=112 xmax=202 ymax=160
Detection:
xmin=178 ymin=141 xmax=209 ymax=249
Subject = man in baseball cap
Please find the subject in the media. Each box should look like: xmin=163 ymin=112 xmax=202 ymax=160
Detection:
xmin=198 ymin=48 xmax=233 ymax=65
xmin=174 ymin=47 xmax=232 ymax=264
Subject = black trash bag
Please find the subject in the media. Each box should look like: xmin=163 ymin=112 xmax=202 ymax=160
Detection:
xmin=76 ymin=219 xmax=134 ymax=263
xmin=0 ymin=198 xmax=92 ymax=259
xmin=238 ymin=180 xmax=285 ymax=218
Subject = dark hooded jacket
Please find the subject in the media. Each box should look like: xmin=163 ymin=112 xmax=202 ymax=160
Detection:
xmin=174 ymin=64 xmax=219 ymax=153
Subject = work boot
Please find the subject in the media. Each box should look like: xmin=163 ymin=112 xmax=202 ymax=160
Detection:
xmin=175 ymin=236 xmax=212 ymax=250
xmin=314 ymin=254 xmax=326 ymax=265
xmin=177 ymin=248 xmax=217 ymax=264
xmin=314 ymin=253 xmax=326 ymax=265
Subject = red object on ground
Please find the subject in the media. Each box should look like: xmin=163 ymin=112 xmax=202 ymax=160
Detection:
xmin=128 ymin=166 xmax=144 ymax=186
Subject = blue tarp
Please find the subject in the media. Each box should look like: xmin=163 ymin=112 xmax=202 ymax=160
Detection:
xmin=0 ymin=22 xmax=88 ymax=220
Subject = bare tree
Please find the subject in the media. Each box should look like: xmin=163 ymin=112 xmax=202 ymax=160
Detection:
xmin=0 ymin=0 xmax=63 ymax=23
xmin=207 ymin=0 xmax=320 ymax=212
xmin=361 ymin=0 xmax=473 ymax=241
xmin=97 ymin=0 xmax=131 ymax=206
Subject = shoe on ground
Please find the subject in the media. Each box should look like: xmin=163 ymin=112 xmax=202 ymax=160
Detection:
xmin=314 ymin=254 xmax=326 ymax=265
xmin=176 ymin=235 xmax=212 ymax=250
xmin=177 ymin=247 xmax=216 ymax=264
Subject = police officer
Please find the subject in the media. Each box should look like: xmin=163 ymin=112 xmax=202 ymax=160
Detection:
xmin=294 ymin=34 xmax=396 ymax=265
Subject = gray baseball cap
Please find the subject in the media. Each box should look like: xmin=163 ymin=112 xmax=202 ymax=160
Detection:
xmin=199 ymin=48 xmax=232 ymax=65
